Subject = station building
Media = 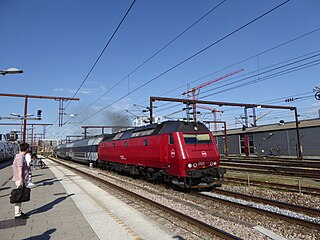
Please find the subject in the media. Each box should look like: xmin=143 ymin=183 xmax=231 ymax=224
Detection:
xmin=213 ymin=119 xmax=320 ymax=159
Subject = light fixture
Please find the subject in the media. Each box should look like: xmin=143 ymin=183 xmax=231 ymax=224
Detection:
xmin=0 ymin=68 xmax=23 ymax=75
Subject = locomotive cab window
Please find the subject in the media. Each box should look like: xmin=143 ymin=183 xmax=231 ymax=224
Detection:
xmin=113 ymin=132 xmax=124 ymax=140
xmin=183 ymin=133 xmax=212 ymax=144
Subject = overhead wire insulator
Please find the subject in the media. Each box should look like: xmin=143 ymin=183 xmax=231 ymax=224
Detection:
xmin=284 ymin=97 xmax=296 ymax=102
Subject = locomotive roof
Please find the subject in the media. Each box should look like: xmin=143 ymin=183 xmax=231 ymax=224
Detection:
xmin=157 ymin=121 xmax=209 ymax=133
xmin=102 ymin=121 xmax=209 ymax=142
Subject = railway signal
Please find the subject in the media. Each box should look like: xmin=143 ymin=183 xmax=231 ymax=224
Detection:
xmin=37 ymin=110 xmax=42 ymax=120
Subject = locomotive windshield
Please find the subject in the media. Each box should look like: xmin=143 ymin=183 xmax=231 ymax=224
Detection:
xmin=183 ymin=133 xmax=212 ymax=144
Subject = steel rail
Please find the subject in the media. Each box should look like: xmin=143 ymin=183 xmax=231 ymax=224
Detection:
xmin=221 ymin=159 xmax=320 ymax=168
xmin=193 ymin=193 xmax=320 ymax=231
xmin=221 ymin=164 xmax=320 ymax=179
xmin=224 ymin=177 xmax=320 ymax=196
xmin=210 ymin=189 xmax=320 ymax=217
xmin=221 ymin=161 xmax=320 ymax=173
xmin=48 ymin=157 xmax=242 ymax=240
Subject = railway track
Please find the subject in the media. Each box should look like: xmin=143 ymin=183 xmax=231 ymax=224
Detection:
xmin=48 ymin=156 xmax=242 ymax=240
xmin=220 ymin=159 xmax=320 ymax=179
xmin=210 ymin=189 xmax=320 ymax=217
xmin=192 ymin=191 xmax=320 ymax=231
xmin=193 ymin=191 xmax=320 ymax=231
xmin=222 ymin=158 xmax=320 ymax=168
xmin=225 ymin=176 xmax=320 ymax=196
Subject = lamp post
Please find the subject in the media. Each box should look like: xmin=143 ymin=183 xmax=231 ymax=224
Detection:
xmin=10 ymin=113 xmax=34 ymax=143
xmin=0 ymin=68 xmax=23 ymax=75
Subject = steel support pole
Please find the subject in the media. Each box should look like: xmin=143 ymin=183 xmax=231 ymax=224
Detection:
xmin=23 ymin=97 xmax=28 ymax=143
xmin=252 ymin=107 xmax=257 ymax=126
xmin=223 ymin=121 xmax=228 ymax=158
xmin=31 ymin=124 xmax=34 ymax=147
xmin=20 ymin=118 xmax=23 ymax=142
xmin=149 ymin=98 xmax=153 ymax=124
xmin=294 ymin=107 xmax=303 ymax=160
xmin=244 ymin=107 xmax=249 ymax=159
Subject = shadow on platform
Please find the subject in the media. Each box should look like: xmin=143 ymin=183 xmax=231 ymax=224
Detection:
xmin=0 ymin=186 xmax=11 ymax=191
xmin=32 ymin=174 xmax=45 ymax=178
xmin=26 ymin=194 xmax=74 ymax=216
xmin=34 ymin=178 xmax=60 ymax=185
xmin=0 ymin=192 xmax=10 ymax=198
xmin=22 ymin=228 xmax=56 ymax=240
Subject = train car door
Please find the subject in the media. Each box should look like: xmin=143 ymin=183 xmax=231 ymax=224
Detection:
xmin=166 ymin=133 xmax=179 ymax=176
xmin=161 ymin=135 xmax=169 ymax=169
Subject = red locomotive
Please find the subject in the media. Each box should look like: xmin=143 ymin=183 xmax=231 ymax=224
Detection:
xmin=98 ymin=121 xmax=225 ymax=189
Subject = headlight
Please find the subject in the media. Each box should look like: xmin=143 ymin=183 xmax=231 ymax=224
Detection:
xmin=209 ymin=161 xmax=214 ymax=166
xmin=213 ymin=161 xmax=217 ymax=165
xmin=187 ymin=163 xmax=192 ymax=168
xmin=193 ymin=163 xmax=197 ymax=168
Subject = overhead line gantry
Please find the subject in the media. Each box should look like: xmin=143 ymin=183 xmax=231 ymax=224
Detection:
xmin=149 ymin=96 xmax=303 ymax=160
xmin=0 ymin=93 xmax=79 ymax=142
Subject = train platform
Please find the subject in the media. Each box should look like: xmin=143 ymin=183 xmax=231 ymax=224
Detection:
xmin=0 ymin=158 xmax=174 ymax=240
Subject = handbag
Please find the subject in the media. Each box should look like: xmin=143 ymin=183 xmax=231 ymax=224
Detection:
xmin=10 ymin=187 xmax=31 ymax=204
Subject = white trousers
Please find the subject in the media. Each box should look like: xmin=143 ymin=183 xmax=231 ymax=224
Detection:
xmin=14 ymin=180 xmax=26 ymax=217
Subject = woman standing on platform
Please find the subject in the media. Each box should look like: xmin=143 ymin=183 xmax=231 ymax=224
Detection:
xmin=12 ymin=142 xmax=30 ymax=219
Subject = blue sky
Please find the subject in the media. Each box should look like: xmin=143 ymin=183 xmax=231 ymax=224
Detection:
xmin=1 ymin=0 xmax=320 ymax=140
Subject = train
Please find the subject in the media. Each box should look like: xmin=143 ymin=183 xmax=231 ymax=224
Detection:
xmin=54 ymin=135 xmax=104 ymax=164
xmin=54 ymin=120 xmax=226 ymax=189
xmin=0 ymin=140 xmax=19 ymax=162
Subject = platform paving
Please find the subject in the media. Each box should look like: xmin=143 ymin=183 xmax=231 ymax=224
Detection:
xmin=0 ymin=160 xmax=99 ymax=240
xmin=0 ymin=159 xmax=175 ymax=240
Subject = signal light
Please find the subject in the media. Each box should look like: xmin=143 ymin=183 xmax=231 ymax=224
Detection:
xmin=37 ymin=110 xmax=42 ymax=120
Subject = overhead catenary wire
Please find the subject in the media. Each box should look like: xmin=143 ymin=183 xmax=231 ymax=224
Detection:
xmin=48 ymin=0 xmax=137 ymax=128
xmin=152 ymin=63 xmax=319 ymax=127
xmin=200 ymin=52 xmax=320 ymax=97
xmin=73 ymin=0 xmax=226 ymax=118
xmin=152 ymin=52 xmax=320 ymax=114
xmin=202 ymin=59 xmax=320 ymax=99
xmin=61 ymin=54 xmax=317 ymax=137
xmin=72 ymin=0 xmax=292 ymax=125
xmin=130 ymin=27 xmax=320 ymax=113
xmin=48 ymin=0 xmax=300 ymax=138
xmin=156 ymin=27 xmax=320 ymax=99
xmin=48 ymin=1 xmax=310 ymax=139
xmin=64 ymin=0 xmax=137 ymax=110
xmin=204 ymin=98 xmax=318 ymax=128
